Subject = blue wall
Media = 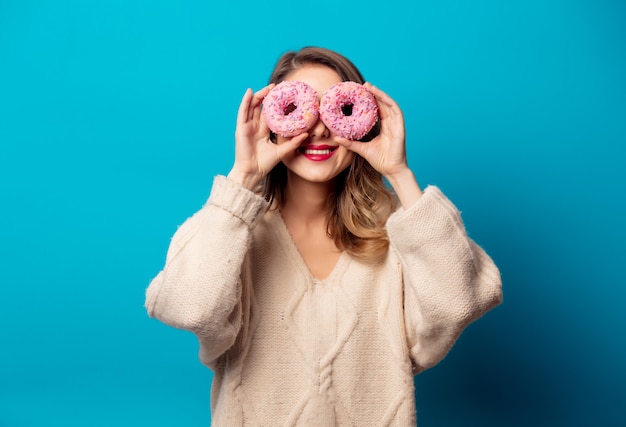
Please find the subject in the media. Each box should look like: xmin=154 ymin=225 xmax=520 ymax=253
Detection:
xmin=1 ymin=1 xmax=624 ymax=425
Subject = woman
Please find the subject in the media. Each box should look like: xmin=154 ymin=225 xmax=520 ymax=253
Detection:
xmin=146 ymin=46 xmax=502 ymax=426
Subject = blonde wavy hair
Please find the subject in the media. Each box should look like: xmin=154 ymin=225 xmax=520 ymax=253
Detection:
xmin=261 ymin=47 xmax=397 ymax=262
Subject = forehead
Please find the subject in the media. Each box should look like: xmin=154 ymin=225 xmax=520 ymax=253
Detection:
xmin=285 ymin=64 xmax=343 ymax=97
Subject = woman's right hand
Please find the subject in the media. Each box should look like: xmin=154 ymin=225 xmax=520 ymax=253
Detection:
xmin=227 ymin=85 xmax=307 ymax=190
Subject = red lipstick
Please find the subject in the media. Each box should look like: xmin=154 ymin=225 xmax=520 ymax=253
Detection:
xmin=299 ymin=145 xmax=337 ymax=161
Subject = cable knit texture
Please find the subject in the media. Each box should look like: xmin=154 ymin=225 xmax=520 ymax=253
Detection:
xmin=146 ymin=175 xmax=502 ymax=426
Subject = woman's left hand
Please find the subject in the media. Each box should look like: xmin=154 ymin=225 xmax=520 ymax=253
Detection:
xmin=334 ymin=83 xmax=408 ymax=179
xmin=336 ymin=83 xmax=423 ymax=207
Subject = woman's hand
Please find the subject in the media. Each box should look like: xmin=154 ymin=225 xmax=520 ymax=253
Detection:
xmin=228 ymin=86 xmax=307 ymax=190
xmin=335 ymin=83 xmax=423 ymax=207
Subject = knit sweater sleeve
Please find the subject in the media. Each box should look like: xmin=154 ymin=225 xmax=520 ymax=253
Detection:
xmin=386 ymin=186 xmax=502 ymax=374
xmin=145 ymin=175 xmax=267 ymax=364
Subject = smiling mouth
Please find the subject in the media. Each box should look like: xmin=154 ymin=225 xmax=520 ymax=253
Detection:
xmin=299 ymin=146 xmax=338 ymax=156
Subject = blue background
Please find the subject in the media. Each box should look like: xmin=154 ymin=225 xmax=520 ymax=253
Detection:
xmin=1 ymin=0 xmax=625 ymax=426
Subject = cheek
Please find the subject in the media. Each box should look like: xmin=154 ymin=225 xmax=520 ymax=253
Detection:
xmin=337 ymin=147 xmax=355 ymax=166
xmin=337 ymin=146 xmax=354 ymax=158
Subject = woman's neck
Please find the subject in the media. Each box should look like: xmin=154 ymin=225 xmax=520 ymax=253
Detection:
xmin=280 ymin=173 xmax=336 ymax=223
xmin=279 ymin=172 xmax=344 ymax=278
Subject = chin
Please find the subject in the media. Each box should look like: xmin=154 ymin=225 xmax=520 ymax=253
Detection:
xmin=293 ymin=171 xmax=341 ymax=184
xmin=285 ymin=164 xmax=349 ymax=185
xmin=284 ymin=154 xmax=353 ymax=184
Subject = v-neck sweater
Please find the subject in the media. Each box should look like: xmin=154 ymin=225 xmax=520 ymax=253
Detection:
xmin=146 ymin=175 xmax=502 ymax=426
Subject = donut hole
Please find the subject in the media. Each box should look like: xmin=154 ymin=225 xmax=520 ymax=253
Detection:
xmin=341 ymin=103 xmax=354 ymax=116
xmin=284 ymin=103 xmax=297 ymax=115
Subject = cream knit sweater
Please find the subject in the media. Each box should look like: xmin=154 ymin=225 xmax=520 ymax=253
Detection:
xmin=146 ymin=175 xmax=502 ymax=426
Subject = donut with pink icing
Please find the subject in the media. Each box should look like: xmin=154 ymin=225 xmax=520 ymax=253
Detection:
xmin=262 ymin=81 xmax=319 ymax=137
xmin=320 ymin=82 xmax=379 ymax=140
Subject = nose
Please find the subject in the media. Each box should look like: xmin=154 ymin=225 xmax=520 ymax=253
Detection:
xmin=308 ymin=116 xmax=331 ymax=139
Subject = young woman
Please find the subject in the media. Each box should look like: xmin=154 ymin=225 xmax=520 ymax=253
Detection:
xmin=146 ymin=47 xmax=502 ymax=425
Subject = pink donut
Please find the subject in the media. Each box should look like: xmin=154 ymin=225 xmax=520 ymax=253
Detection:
xmin=320 ymin=82 xmax=379 ymax=140
xmin=262 ymin=81 xmax=319 ymax=137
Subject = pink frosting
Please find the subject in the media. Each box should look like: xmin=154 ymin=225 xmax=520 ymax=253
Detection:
xmin=262 ymin=81 xmax=319 ymax=137
xmin=320 ymin=82 xmax=379 ymax=140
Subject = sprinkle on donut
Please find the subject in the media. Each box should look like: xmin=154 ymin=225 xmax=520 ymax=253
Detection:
xmin=320 ymin=82 xmax=379 ymax=140
xmin=262 ymin=81 xmax=319 ymax=137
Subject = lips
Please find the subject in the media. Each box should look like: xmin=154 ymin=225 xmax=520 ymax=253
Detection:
xmin=299 ymin=144 xmax=338 ymax=161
